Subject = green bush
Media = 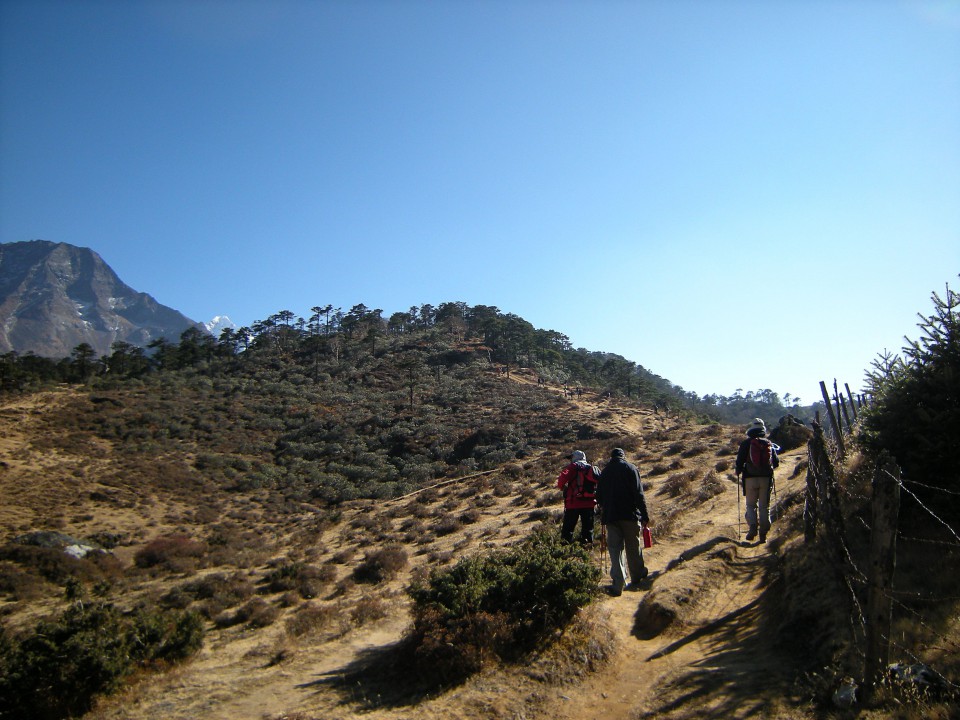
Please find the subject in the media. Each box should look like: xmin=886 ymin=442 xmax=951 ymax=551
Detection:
xmin=405 ymin=525 xmax=599 ymax=685
xmin=0 ymin=602 xmax=204 ymax=720
xmin=859 ymin=281 xmax=960 ymax=524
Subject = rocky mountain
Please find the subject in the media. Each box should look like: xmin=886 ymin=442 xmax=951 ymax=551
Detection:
xmin=0 ymin=240 xmax=205 ymax=358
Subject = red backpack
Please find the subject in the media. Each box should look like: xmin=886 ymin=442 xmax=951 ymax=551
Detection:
xmin=570 ymin=463 xmax=597 ymax=499
xmin=745 ymin=437 xmax=774 ymax=477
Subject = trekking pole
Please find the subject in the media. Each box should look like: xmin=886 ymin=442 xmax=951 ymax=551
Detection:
xmin=771 ymin=477 xmax=779 ymax=522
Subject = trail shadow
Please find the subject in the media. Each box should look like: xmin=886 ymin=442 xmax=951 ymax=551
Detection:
xmin=631 ymin=535 xmax=774 ymax=642
xmin=297 ymin=638 xmax=444 ymax=711
xmin=637 ymin=575 xmax=804 ymax=719
xmin=644 ymin=596 xmax=762 ymax=661
xmin=662 ymin=535 xmax=736 ymax=571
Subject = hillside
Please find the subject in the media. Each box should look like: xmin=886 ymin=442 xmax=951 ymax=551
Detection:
xmin=0 ymin=378 xmax=821 ymax=720
xmin=1 ymin=310 xmax=956 ymax=719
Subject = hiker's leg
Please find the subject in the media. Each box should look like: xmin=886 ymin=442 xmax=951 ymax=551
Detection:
xmin=560 ymin=510 xmax=578 ymax=543
xmin=744 ymin=478 xmax=760 ymax=533
xmin=620 ymin=520 xmax=646 ymax=581
xmin=758 ymin=478 xmax=772 ymax=535
xmin=606 ymin=522 xmax=626 ymax=589
xmin=579 ymin=508 xmax=595 ymax=544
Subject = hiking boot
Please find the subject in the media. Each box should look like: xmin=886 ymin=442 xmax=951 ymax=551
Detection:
xmin=624 ymin=568 xmax=649 ymax=591
xmin=745 ymin=528 xmax=757 ymax=541
xmin=607 ymin=585 xmax=623 ymax=597
xmin=759 ymin=533 xmax=767 ymax=544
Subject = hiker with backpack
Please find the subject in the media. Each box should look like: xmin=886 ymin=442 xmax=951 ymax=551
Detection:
xmin=735 ymin=418 xmax=781 ymax=543
xmin=557 ymin=450 xmax=599 ymax=544
xmin=596 ymin=447 xmax=650 ymax=596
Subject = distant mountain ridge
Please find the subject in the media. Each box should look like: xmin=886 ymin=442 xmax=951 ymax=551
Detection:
xmin=0 ymin=240 xmax=204 ymax=358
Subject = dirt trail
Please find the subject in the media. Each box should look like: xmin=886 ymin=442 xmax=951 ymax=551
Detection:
xmin=533 ymin=387 xmax=809 ymax=719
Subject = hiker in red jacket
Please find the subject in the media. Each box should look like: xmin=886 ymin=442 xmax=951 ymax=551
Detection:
xmin=735 ymin=418 xmax=781 ymax=543
xmin=557 ymin=450 xmax=599 ymax=544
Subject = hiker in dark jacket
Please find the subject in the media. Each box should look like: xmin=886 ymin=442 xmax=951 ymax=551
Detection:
xmin=596 ymin=447 xmax=650 ymax=596
xmin=557 ymin=450 xmax=598 ymax=544
xmin=735 ymin=418 xmax=781 ymax=543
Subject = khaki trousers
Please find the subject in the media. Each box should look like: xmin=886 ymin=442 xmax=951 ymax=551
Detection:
xmin=743 ymin=476 xmax=772 ymax=534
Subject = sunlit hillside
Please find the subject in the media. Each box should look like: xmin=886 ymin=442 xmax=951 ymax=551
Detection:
xmin=1 ymin=293 xmax=957 ymax=720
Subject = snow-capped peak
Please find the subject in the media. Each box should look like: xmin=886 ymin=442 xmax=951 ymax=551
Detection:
xmin=204 ymin=315 xmax=238 ymax=335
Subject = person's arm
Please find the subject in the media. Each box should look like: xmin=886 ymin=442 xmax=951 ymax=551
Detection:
xmin=735 ymin=440 xmax=748 ymax=476
xmin=633 ymin=467 xmax=649 ymax=526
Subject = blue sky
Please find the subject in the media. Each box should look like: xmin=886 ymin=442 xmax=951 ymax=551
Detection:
xmin=2 ymin=0 xmax=958 ymax=405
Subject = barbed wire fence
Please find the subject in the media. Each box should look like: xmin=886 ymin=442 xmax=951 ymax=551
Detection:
xmin=805 ymin=382 xmax=959 ymax=706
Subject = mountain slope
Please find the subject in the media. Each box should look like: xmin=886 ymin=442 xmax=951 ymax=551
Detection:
xmin=0 ymin=240 xmax=203 ymax=358
xmin=0 ymin=379 xmax=815 ymax=720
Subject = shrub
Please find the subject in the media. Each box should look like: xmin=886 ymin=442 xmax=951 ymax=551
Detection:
xmin=0 ymin=562 xmax=49 ymax=600
xmin=165 ymin=572 xmax=255 ymax=617
xmin=0 ymin=544 xmax=121 ymax=588
xmin=681 ymin=443 xmax=709 ymax=458
xmin=351 ymin=595 xmax=388 ymax=625
xmin=262 ymin=562 xmax=332 ymax=598
xmin=658 ymin=470 xmax=698 ymax=498
xmin=405 ymin=525 xmax=599 ymax=686
xmin=352 ymin=546 xmax=409 ymax=584
xmin=134 ymin=535 xmax=207 ymax=572
xmin=696 ymin=470 xmax=726 ymax=501
xmin=215 ymin=597 xmax=279 ymax=629
xmin=285 ymin=601 xmax=345 ymax=638
xmin=434 ymin=515 xmax=463 ymax=536
xmin=0 ymin=601 xmax=203 ymax=720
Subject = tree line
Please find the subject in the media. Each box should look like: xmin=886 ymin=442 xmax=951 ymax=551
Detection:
xmin=0 ymin=300 xmax=810 ymax=424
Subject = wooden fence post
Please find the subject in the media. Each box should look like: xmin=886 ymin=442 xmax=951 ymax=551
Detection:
xmin=863 ymin=452 xmax=901 ymax=700
xmin=845 ymin=383 xmax=858 ymax=421
xmin=833 ymin=379 xmax=844 ymax=435
xmin=839 ymin=394 xmax=852 ymax=431
xmin=820 ymin=380 xmax=846 ymax=457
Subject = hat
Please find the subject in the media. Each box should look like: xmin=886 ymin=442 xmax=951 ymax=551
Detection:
xmin=568 ymin=450 xmax=587 ymax=462
xmin=611 ymin=447 xmax=625 ymax=459
xmin=746 ymin=418 xmax=767 ymax=437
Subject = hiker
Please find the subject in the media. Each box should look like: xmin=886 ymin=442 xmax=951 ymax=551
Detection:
xmin=557 ymin=450 xmax=599 ymax=544
xmin=596 ymin=447 xmax=650 ymax=596
xmin=735 ymin=418 xmax=781 ymax=543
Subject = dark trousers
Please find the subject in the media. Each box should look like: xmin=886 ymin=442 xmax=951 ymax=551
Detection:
xmin=561 ymin=508 xmax=595 ymax=543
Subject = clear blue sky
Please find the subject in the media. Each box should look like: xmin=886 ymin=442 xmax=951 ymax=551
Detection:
xmin=2 ymin=1 xmax=958 ymax=405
